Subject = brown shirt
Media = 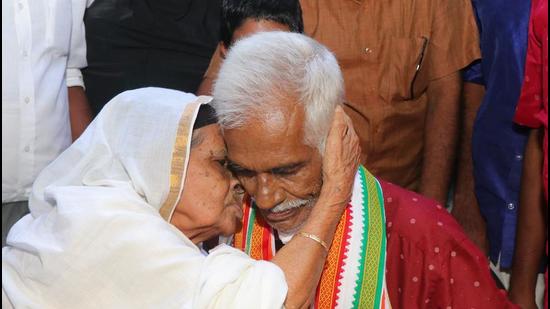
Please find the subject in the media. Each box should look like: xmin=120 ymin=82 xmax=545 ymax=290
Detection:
xmin=301 ymin=0 xmax=480 ymax=190
xmin=202 ymin=0 xmax=480 ymax=190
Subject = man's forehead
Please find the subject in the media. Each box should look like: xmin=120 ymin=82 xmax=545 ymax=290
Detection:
xmin=261 ymin=109 xmax=288 ymax=132
xmin=225 ymin=135 xmax=313 ymax=169
xmin=227 ymin=100 xmax=304 ymax=134
xmin=246 ymin=102 xmax=302 ymax=131
xmin=224 ymin=131 xmax=314 ymax=172
xmin=221 ymin=99 xmax=312 ymax=164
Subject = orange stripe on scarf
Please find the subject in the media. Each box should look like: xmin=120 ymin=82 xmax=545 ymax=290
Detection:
xmin=315 ymin=205 xmax=353 ymax=309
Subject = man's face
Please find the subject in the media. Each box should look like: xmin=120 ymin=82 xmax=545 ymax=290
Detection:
xmin=224 ymin=103 xmax=323 ymax=233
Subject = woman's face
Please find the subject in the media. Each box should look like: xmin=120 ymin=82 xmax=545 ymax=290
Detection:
xmin=170 ymin=124 xmax=244 ymax=244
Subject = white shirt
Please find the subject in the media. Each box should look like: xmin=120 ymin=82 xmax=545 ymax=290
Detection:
xmin=2 ymin=0 xmax=92 ymax=203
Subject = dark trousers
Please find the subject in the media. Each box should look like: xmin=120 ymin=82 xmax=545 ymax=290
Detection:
xmin=2 ymin=201 xmax=30 ymax=247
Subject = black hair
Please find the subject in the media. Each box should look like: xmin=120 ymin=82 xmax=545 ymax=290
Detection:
xmin=193 ymin=104 xmax=218 ymax=130
xmin=191 ymin=104 xmax=218 ymax=148
xmin=221 ymin=0 xmax=304 ymax=47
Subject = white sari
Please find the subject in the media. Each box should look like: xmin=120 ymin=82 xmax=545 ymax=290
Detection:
xmin=2 ymin=88 xmax=287 ymax=309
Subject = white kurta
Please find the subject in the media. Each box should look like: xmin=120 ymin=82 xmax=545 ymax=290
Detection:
xmin=2 ymin=88 xmax=288 ymax=308
xmin=2 ymin=0 xmax=92 ymax=203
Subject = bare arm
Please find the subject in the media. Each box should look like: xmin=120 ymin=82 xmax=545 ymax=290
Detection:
xmin=508 ymin=128 xmax=546 ymax=309
xmin=271 ymin=106 xmax=361 ymax=308
xmin=451 ymin=82 xmax=489 ymax=254
xmin=420 ymin=71 xmax=461 ymax=205
xmin=68 ymin=86 xmax=93 ymax=141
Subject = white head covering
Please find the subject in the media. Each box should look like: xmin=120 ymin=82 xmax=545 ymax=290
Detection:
xmin=2 ymin=88 xmax=287 ymax=309
xmin=29 ymin=87 xmax=207 ymax=221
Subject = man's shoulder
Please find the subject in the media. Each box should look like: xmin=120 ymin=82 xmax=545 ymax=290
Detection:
xmin=380 ymin=181 xmax=468 ymax=244
xmin=379 ymin=181 xmax=518 ymax=309
xmin=380 ymin=180 xmax=444 ymax=224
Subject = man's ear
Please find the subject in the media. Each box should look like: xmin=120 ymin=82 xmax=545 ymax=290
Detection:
xmin=220 ymin=42 xmax=228 ymax=59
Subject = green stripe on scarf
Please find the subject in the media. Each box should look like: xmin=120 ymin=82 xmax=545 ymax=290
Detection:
xmin=354 ymin=166 xmax=386 ymax=308
xmin=245 ymin=207 xmax=256 ymax=255
xmin=374 ymin=179 xmax=387 ymax=307
xmin=352 ymin=167 xmax=370 ymax=307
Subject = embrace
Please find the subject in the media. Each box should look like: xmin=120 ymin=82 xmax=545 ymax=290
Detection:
xmin=3 ymin=32 xmax=516 ymax=308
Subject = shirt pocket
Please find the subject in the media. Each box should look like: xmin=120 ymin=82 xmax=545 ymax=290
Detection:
xmin=47 ymin=0 xmax=72 ymax=57
xmin=387 ymin=36 xmax=430 ymax=102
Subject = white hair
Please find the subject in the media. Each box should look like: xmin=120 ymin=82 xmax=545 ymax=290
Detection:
xmin=212 ymin=31 xmax=344 ymax=152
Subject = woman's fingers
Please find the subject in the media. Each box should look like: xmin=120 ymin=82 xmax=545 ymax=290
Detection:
xmin=320 ymin=105 xmax=362 ymax=206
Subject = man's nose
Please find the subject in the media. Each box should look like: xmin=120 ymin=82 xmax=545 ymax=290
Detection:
xmin=254 ymin=173 xmax=284 ymax=210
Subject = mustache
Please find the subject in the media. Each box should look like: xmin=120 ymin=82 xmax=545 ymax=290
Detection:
xmin=270 ymin=198 xmax=315 ymax=213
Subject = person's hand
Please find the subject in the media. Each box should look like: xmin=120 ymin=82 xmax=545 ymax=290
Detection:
xmin=320 ymin=105 xmax=362 ymax=208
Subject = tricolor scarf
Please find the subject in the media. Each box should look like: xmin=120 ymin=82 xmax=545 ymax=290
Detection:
xmin=233 ymin=166 xmax=391 ymax=309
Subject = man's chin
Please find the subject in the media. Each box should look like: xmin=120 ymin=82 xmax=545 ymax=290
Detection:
xmin=259 ymin=206 xmax=312 ymax=234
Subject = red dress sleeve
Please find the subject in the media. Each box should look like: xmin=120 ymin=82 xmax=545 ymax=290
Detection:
xmin=514 ymin=0 xmax=546 ymax=129
xmin=382 ymin=181 xmax=519 ymax=308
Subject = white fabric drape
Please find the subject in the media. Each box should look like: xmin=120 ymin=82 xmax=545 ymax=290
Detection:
xmin=2 ymin=87 xmax=287 ymax=309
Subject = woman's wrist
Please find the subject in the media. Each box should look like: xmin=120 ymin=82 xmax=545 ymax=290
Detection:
xmin=301 ymin=199 xmax=347 ymax=247
xmin=296 ymin=232 xmax=330 ymax=254
xmin=320 ymin=172 xmax=354 ymax=197
xmin=317 ymin=186 xmax=351 ymax=212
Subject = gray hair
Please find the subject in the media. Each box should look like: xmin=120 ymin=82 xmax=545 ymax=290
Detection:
xmin=212 ymin=31 xmax=344 ymax=152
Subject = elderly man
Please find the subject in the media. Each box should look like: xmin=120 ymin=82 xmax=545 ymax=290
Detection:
xmin=212 ymin=32 xmax=516 ymax=308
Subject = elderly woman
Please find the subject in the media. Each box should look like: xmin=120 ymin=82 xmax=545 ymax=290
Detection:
xmin=2 ymin=87 xmax=360 ymax=308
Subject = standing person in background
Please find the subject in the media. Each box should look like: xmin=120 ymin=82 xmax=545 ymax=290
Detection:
xmin=196 ymin=0 xmax=303 ymax=96
xmin=509 ymin=0 xmax=548 ymax=307
xmin=297 ymin=0 xmax=480 ymax=206
xmin=83 ymin=0 xmax=221 ymax=116
xmin=2 ymin=0 xmax=93 ymax=247
xmin=453 ymin=0 xmax=535 ymax=288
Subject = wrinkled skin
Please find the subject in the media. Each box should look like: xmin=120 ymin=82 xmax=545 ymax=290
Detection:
xmin=224 ymin=101 xmax=324 ymax=233
xmin=171 ymin=124 xmax=243 ymax=244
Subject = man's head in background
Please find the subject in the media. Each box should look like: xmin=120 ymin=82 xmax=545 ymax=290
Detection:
xmin=212 ymin=32 xmax=344 ymax=234
xmin=196 ymin=0 xmax=304 ymax=95
xmin=219 ymin=0 xmax=304 ymax=56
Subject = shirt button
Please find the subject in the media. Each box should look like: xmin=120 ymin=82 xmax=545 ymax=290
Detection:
xmin=21 ymin=50 xmax=28 ymax=58
xmin=24 ymin=145 xmax=30 ymax=152
xmin=24 ymin=97 xmax=30 ymax=104
xmin=507 ymin=203 xmax=515 ymax=210
xmin=17 ymin=2 xmax=24 ymax=10
xmin=515 ymin=154 xmax=523 ymax=161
